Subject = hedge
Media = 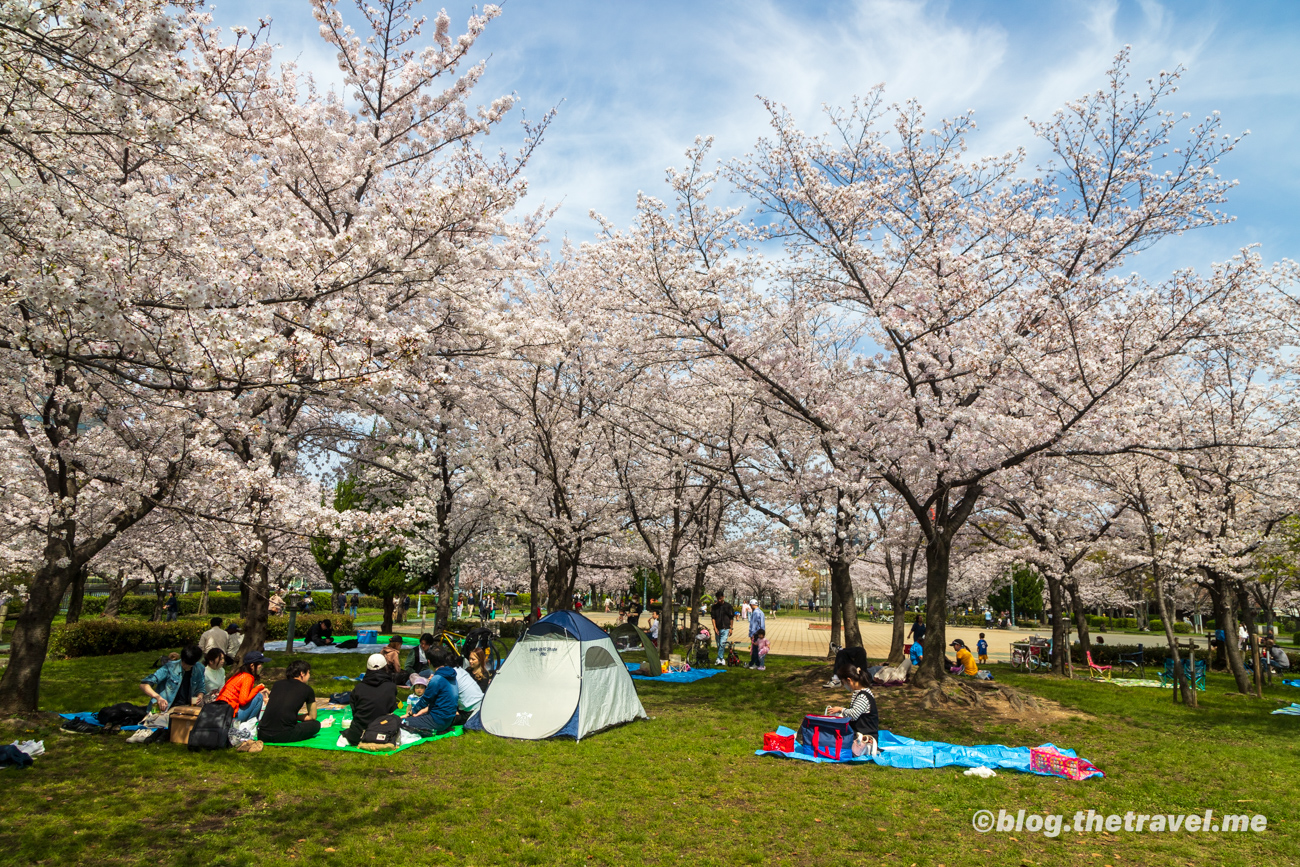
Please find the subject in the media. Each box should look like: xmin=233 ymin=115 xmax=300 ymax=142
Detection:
xmin=51 ymin=614 xmax=355 ymax=658
xmin=78 ymin=591 xmax=384 ymax=618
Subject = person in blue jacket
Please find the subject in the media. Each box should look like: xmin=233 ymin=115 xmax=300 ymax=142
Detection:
xmin=139 ymin=644 xmax=207 ymax=711
xmin=400 ymin=651 xmax=459 ymax=735
xmin=909 ymin=639 xmax=924 ymax=667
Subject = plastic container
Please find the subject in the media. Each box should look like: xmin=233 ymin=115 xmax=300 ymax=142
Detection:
xmin=356 ymin=629 xmax=378 ymax=644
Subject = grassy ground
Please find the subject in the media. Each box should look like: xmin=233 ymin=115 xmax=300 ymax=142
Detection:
xmin=1 ymin=650 xmax=1297 ymax=866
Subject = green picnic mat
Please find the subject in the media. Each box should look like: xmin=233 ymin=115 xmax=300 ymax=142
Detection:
xmin=376 ymin=635 xmax=421 ymax=646
xmin=264 ymin=710 xmax=463 ymax=754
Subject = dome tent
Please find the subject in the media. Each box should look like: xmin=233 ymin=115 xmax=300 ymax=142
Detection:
xmin=466 ymin=610 xmax=647 ymax=741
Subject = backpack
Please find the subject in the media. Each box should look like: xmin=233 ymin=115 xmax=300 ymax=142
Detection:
xmin=187 ymin=700 xmax=234 ymax=751
xmin=797 ymin=714 xmax=855 ymax=761
xmin=329 ymin=691 xmax=353 ymax=705
xmin=358 ymin=713 xmax=402 ymax=752
xmin=97 ymin=702 xmax=149 ymax=726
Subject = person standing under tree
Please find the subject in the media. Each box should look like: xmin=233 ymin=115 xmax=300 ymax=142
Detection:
xmin=747 ymin=600 xmax=765 ymax=668
xmin=710 ymin=590 xmax=735 ymax=667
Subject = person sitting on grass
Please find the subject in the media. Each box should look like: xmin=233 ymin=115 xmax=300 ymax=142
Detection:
xmin=950 ymin=639 xmax=979 ymax=677
xmin=344 ymin=654 xmax=399 ymax=747
xmin=382 ymin=636 xmax=408 ymax=683
xmin=826 ymin=662 xmax=879 ymax=757
xmin=1266 ymin=639 xmax=1291 ymax=672
xmin=302 ymin=618 xmax=335 ymax=647
xmin=909 ymin=639 xmax=923 ymax=667
xmin=202 ymin=647 xmax=227 ymax=695
xmin=215 ymin=651 xmax=270 ymax=723
xmin=139 ymin=644 xmax=207 ymax=712
xmin=407 ymin=633 xmax=438 ymax=676
xmin=199 ymin=617 xmax=228 ymax=654
xmin=399 ymin=658 xmax=458 ymax=736
xmin=451 ymin=659 xmax=484 ymax=724
xmin=258 ymin=659 xmax=321 ymax=744
xmin=224 ymin=624 xmax=243 ymax=659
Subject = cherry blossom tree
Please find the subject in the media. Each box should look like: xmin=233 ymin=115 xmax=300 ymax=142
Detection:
xmin=604 ymin=54 xmax=1269 ymax=686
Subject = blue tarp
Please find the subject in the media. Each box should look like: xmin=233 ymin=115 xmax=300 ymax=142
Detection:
xmin=756 ymin=727 xmax=1104 ymax=779
xmin=59 ymin=712 xmax=148 ymax=731
xmin=1272 ymin=703 xmax=1300 ymax=716
xmin=624 ymin=663 xmax=727 ymax=684
xmin=1282 ymin=679 xmax=1300 ymax=689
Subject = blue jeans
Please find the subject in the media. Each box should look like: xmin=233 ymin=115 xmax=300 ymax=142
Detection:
xmin=715 ymin=628 xmax=730 ymax=662
xmin=235 ymin=691 xmax=264 ymax=723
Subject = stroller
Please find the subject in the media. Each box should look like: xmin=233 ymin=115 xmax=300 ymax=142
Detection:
xmin=689 ymin=626 xmax=713 ymax=667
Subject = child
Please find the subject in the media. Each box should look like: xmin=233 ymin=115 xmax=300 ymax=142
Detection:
xmin=827 ymin=663 xmax=879 ymax=757
xmin=401 ymin=676 xmax=432 ymax=733
xmin=750 ymin=628 xmax=769 ymax=670
xmin=977 ymin=633 xmax=988 ymax=665
xmin=909 ymin=640 xmax=923 ymax=666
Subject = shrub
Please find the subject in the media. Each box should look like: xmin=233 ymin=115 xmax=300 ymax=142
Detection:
xmin=77 ymin=591 xmax=384 ymax=619
xmin=51 ymin=613 xmax=354 ymax=658
xmin=1173 ymin=622 xmax=1192 ymax=634
xmin=1148 ymin=619 xmax=1163 ymax=632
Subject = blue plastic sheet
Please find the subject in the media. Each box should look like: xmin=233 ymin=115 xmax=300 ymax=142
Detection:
xmin=1282 ymin=679 xmax=1300 ymax=689
xmin=1271 ymin=703 xmax=1300 ymax=716
xmin=59 ymin=712 xmax=148 ymax=731
xmin=756 ymin=727 xmax=1104 ymax=779
xmin=625 ymin=663 xmax=727 ymax=684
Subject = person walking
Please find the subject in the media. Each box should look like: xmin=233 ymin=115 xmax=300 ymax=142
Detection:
xmin=747 ymin=599 xmax=766 ymax=669
xmin=710 ymin=590 xmax=735 ymax=666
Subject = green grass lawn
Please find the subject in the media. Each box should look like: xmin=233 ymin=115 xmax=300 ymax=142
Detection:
xmin=1 ymin=650 xmax=1297 ymax=866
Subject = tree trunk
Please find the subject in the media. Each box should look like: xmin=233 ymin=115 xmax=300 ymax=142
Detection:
xmin=659 ymin=568 xmax=676 ymax=659
xmin=1153 ymin=577 xmax=1196 ymax=707
xmin=545 ymin=548 xmax=578 ymax=612
xmin=0 ymin=562 xmax=78 ymax=713
xmin=150 ymin=578 xmax=167 ymax=622
xmin=828 ymin=556 xmax=862 ymax=650
xmin=65 ymin=565 xmax=89 ymax=625
xmin=1046 ymin=574 xmax=1069 ymax=675
xmin=689 ymin=561 xmax=707 ymax=631
xmin=382 ymin=593 xmax=395 ymax=634
xmin=434 ymin=556 xmax=454 ymax=631
xmin=1067 ymin=580 xmax=1090 ymax=653
xmin=197 ymin=570 xmax=211 ymax=616
xmin=239 ymin=559 xmax=255 ymax=621
xmin=829 ymin=578 xmax=842 ymax=649
xmin=914 ymin=532 xmax=951 ymax=688
xmin=1210 ymin=573 xmax=1252 ymax=693
xmin=237 ymin=560 xmax=270 ymax=661
xmin=887 ymin=585 xmax=908 ymax=664
xmin=101 ymin=570 xmax=143 ymax=618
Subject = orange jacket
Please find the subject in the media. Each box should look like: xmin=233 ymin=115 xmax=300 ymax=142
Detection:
xmin=216 ymin=671 xmax=267 ymax=714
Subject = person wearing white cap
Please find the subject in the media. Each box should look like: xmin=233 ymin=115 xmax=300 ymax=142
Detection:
xmin=747 ymin=600 xmax=766 ymax=669
xmin=343 ymin=653 xmax=399 ymax=746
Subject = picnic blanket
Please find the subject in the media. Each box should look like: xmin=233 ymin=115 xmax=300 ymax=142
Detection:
xmin=1283 ymin=680 xmax=1300 ymax=689
xmin=756 ymin=727 xmax=1103 ymax=779
xmin=262 ymin=635 xmax=418 ymax=654
xmin=624 ymin=663 xmax=727 ymax=684
xmin=1107 ymin=679 xmax=1165 ymax=688
xmin=1271 ymin=703 xmax=1300 ymax=716
xmin=58 ymin=712 xmax=148 ymax=732
xmin=263 ymin=710 xmax=463 ymax=753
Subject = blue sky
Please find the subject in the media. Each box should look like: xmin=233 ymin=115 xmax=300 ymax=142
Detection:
xmin=213 ymin=0 xmax=1300 ymax=275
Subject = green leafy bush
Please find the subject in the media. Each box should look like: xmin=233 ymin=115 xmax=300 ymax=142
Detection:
xmin=78 ymin=591 xmax=383 ymax=618
xmin=1173 ymin=622 xmax=1192 ymax=634
xmin=51 ymin=614 xmax=354 ymax=658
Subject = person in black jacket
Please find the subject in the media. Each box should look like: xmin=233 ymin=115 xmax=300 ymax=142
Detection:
xmin=343 ymin=654 xmax=398 ymax=746
xmin=302 ymin=619 xmax=334 ymax=647
xmin=709 ymin=591 xmax=735 ymax=666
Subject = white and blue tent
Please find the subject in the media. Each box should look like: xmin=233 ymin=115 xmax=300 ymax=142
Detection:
xmin=466 ymin=610 xmax=647 ymax=741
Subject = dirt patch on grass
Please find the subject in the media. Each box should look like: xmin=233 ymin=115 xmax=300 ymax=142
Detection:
xmin=781 ymin=664 xmax=1090 ymax=728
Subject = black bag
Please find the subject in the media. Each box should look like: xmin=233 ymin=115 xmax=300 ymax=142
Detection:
xmin=187 ymin=700 xmax=234 ymax=751
xmin=97 ymin=702 xmax=149 ymax=726
xmin=329 ymin=691 xmax=353 ymax=704
xmin=336 ymin=638 xmax=359 ymax=649
xmin=360 ymin=713 xmax=401 ymax=745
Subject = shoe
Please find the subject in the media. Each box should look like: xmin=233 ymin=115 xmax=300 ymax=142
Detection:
xmin=235 ymin=740 xmax=264 ymax=753
xmin=747 ymin=664 xmax=757 ymax=669
xmin=60 ymin=718 xmax=101 ymax=734
xmin=821 ymin=676 xmax=841 ymax=689
xmin=757 ymin=666 xmax=766 ymax=671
